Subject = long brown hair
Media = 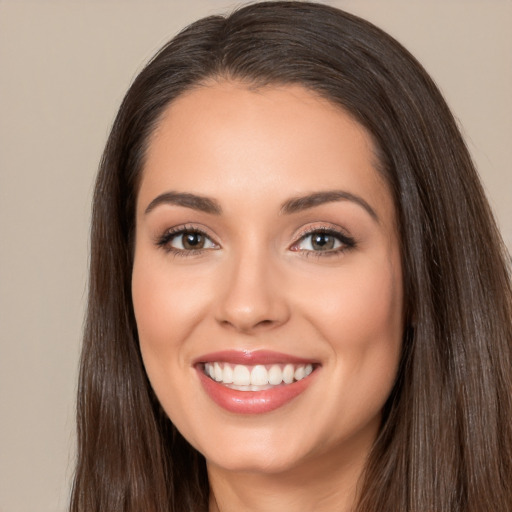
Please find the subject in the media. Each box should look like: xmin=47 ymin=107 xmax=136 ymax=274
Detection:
xmin=70 ymin=2 xmax=512 ymax=511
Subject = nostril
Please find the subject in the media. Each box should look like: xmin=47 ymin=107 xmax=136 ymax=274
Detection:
xmin=220 ymin=318 xmax=275 ymax=332
xmin=256 ymin=319 xmax=274 ymax=328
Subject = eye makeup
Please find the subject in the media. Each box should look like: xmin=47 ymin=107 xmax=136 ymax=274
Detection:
xmin=290 ymin=225 xmax=357 ymax=258
xmin=154 ymin=221 xmax=356 ymax=259
xmin=155 ymin=224 xmax=219 ymax=256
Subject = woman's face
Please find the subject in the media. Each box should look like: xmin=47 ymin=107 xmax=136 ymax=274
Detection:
xmin=132 ymin=83 xmax=403 ymax=474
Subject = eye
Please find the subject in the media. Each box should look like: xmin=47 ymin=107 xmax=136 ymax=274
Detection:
xmin=157 ymin=227 xmax=218 ymax=253
xmin=170 ymin=231 xmax=216 ymax=250
xmin=291 ymin=228 xmax=356 ymax=254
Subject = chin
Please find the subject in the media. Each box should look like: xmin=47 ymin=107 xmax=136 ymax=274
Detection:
xmin=188 ymin=423 xmax=311 ymax=475
xmin=205 ymin=446 xmax=305 ymax=475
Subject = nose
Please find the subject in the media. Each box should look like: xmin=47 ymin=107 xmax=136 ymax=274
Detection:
xmin=214 ymin=248 xmax=290 ymax=333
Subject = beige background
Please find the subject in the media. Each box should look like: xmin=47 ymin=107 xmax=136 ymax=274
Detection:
xmin=0 ymin=1 xmax=510 ymax=511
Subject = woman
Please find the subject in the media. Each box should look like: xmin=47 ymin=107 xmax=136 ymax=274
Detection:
xmin=70 ymin=2 xmax=512 ymax=511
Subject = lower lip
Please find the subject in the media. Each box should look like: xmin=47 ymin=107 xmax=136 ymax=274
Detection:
xmin=196 ymin=367 xmax=317 ymax=414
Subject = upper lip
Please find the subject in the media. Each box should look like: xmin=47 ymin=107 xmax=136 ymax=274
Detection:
xmin=193 ymin=349 xmax=320 ymax=366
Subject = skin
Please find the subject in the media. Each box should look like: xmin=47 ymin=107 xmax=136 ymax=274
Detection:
xmin=132 ymin=82 xmax=403 ymax=512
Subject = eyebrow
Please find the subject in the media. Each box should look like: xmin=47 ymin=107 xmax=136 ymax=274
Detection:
xmin=144 ymin=189 xmax=378 ymax=221
xmin=145 ymin=192 xmax=222 ymax=215
xmin=280 ymin=190 xmax=379 ymax=221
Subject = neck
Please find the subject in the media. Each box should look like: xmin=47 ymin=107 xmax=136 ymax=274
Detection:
xmin=207 ymin=444 xmax=367 ymax=512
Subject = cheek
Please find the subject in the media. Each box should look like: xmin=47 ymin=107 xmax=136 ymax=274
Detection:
xmin=131 ymin=251 xmax=216 ymax=427
xmin=132 ymin=252 xmax=210 ymax=358
xmin=299 ymin=254 xmax=403 ymax=397
xmin=302 ymin=254 xmax=402 ymax=334
xmin=131 ymin=251 xmax=211 ymax=437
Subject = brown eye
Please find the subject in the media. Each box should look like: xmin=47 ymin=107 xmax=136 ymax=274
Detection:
xmin=168 ymin=230 xmax=217 ymax=251
xmin=310 ymin=233 xmax=336 ymax=251
xmin=295 ymin=230 xmax=343 ymax=252
xmin=182 ymin=232 xmax=205 ymax=250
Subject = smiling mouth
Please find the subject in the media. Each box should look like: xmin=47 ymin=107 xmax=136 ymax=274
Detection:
xmin=202 ymin=362 xmax=315 ymax=391
xmin=195 ymin=352 xmax=320 ymax=413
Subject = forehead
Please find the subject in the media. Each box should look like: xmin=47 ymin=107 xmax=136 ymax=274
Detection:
xmin=138 ymin=82 xmax=394 ymax=224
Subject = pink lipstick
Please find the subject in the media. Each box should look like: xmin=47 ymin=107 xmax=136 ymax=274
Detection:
xmin=194 ymin=350 xmax=319 ymax=414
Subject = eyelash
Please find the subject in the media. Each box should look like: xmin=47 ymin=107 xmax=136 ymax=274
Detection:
xmin=156 ymin=225 xmax=218 ymax=257
xmin=291 ymin=226 xmax=356 ymax=258
xmin=156 ymin=224 xmax=356 ymax=258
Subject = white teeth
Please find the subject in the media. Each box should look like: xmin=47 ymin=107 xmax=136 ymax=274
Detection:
xmin=251 ymin=365 xmax=269 ymax=386
xmin=282 ymin=364 xmax=294 ymax=384
xmin=204 ymin=361 xmax=315 ymax=388
xmin=222 ymin=364 xmax=233 ymax=384
xmin=214 ymin=362 xmax=223 ymax=382
xmin=232 ymin=365 xmax=251 ymax=386
xmin=294 ymin=366 xmax=306 ymax=381
xmin=229 ymin=384 xmax=274 ymax=391
xmin=268 ymin=364 xmax=283 ymax=385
